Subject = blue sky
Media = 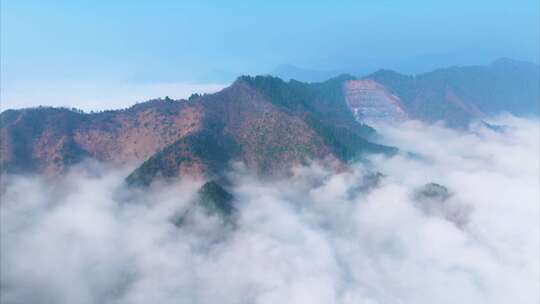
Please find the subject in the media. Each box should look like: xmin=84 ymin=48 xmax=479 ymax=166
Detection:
xmin=1 ymin=0 xmax=538 ymax=110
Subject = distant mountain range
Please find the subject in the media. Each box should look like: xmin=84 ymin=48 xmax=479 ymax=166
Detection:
xmin=1 ymin=58 xmax=538 ymax=185
xmin=270 ymin=64 xmax=343 ymax=83
xmin=365 ymin=58 xmax=539 ymax=127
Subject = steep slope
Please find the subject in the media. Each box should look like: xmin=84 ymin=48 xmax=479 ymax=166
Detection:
xmin=126 ymin=77 xmax=394 ymax=186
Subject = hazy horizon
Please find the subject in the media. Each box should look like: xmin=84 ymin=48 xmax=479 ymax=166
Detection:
xmin=1 ymin=0 xmax=539 ymax=111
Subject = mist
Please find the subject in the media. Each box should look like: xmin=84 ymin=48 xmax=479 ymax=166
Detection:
xmin=1 ymin=116 xmax=538 ymax=304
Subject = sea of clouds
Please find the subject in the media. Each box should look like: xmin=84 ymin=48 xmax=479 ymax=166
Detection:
xmin=1 ymin=115 xmax=538 ymax=304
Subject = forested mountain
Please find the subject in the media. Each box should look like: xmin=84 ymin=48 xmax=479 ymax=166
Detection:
xmin=1 ymin=76 xmax=393 ymax=186
xmin=1 ymin=59 xmax=537 ymax=185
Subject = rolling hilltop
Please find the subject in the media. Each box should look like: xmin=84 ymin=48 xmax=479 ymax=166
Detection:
xmin=1 ymin=58 xmax=538 ymax=186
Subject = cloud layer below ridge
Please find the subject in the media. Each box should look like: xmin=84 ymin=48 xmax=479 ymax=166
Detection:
xmin=1 ymin=116 xmax=538 ymax=304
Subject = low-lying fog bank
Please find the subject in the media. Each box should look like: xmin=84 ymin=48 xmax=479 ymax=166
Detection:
xmin=1 ymin=116 xmax=538 ymax=304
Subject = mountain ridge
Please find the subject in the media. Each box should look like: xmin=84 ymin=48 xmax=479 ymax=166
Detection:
xmin=1 ymin=58 xmax=538 ymax=185
xmin=0 ymin=75 xmax=394 ymax=185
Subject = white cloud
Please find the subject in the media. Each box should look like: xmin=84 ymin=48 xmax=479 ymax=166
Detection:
xmin=0 ymin=116 xmax=538 ymax=304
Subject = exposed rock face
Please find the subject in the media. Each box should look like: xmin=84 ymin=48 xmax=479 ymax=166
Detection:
xmin=344 ymin=79 xmax=408 ymax=124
